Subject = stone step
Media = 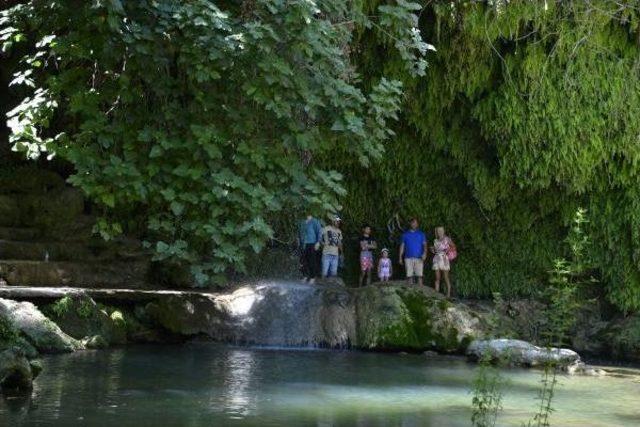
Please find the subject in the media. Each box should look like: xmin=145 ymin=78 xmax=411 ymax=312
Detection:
xmin=0 ymin=188 xmax=84 ymax=228
xmin=0 ymin=226 xmax=41 ymax=241
xmin=0 ymin=240 xmax=96 ymax=261
xmin=0 ymin=238 xmax=145 ymax=262
xmin=0 ymin=260 xmax=150 ymax=288
xmin=0 ymin=286 xmax=197 ymax=303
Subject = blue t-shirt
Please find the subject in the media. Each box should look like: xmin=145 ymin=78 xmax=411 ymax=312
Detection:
xmin=401 ymin=229 xmax=426 ymax=258
xmin=299 ymin=218 xmax=322 ymax=245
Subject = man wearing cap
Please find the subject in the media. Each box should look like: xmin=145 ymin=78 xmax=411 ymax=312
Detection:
xmin=321 ymin=215 xmax=343 ymax=278
xmin=299 ymin=213 xmax=323 ymax=283
xmin=399 ymin=217 xmax=427 ymax=285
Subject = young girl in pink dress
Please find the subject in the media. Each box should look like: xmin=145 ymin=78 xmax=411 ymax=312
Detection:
xmin=377 ymin=248 xmax=392 ymax=282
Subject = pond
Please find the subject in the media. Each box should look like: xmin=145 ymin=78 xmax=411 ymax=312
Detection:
xmin=2 ymin=343 xmax=639 ymax=426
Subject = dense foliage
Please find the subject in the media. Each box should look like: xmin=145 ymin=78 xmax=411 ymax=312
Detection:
xmin=5 ymin=0 xmax=640 ymax=312
xmin=2 ymin=0 xmax=428 ymax=284
xmin=338 ymin=0 xmax=640 ymax=312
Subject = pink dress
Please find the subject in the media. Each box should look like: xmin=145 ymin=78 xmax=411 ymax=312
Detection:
xmin=432 ymin=237 xmax=451 ymax=271
xmin=378 ymin=258 xmax=392 ymax=280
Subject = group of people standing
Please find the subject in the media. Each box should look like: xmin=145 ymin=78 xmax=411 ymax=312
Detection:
xmin=298 ymin=215 xmax=457 ymax=298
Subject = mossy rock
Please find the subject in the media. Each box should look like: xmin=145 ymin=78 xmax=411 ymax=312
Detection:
xmin=0 ymin=315 xmax=38 ymax=358
xmin=28 ymin=360 xmax=42 ymax=378
xmin=0 ymin=298 xmax=82 ymax=353
xmin=82 ymin=334 xmax=109 ymax=349
xmin=0 ymin=336 xmax=38 ymax=359
xmin=144 ymin=295 xmax=220 ymax=336
xmin=103 ymin=304 xmax=169 ymax=344
xmin=0 ymin=347 xmax=35 ymax=392
xmin=44 ymin=295 xmax=115 ymax=342
xmin=44 ymin=296 xmax=160 ymax=347
xmin=354 ymin=284 xmax=483 ymax=352
xmin=106 ymin=309 xmax=128 ymax=345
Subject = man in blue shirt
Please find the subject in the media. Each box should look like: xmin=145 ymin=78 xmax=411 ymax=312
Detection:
xmin=298 ymin=213 xmax=323 ymax=283
xmin=398 ymin=217 xmax=427 ymax=285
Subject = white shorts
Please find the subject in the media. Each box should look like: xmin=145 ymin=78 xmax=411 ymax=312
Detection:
xmin=405 ymin=258 xmax=424 ymax=277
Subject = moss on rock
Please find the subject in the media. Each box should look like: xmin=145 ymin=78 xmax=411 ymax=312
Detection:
xmin=0 ymin=298 xmax=82 ymax=353
xmin=44 ymin=295 xmax=118 ymax=344
xmin=353 ymin=283 xmax=483 ymax=352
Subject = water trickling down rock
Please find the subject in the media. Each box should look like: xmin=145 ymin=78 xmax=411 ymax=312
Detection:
xmin=147 ymin=280 xmax=485 ymax=352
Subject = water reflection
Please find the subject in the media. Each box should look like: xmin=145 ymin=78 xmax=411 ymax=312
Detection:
xmin=1 ymin=391 xmax=32 ymax=415
xmin=1 ymin=344 xmax=639 ymax=426
xmin=219 ymin=349 xmax=257 ymax=418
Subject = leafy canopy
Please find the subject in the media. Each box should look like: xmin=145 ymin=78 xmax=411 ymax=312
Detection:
xmin=2 ymin=0 xmax=428 ymax=285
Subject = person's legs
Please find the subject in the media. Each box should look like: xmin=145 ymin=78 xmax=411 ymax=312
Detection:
xmin=443 ymin=270 xmax=452 ymax=298
xmin=415 ymin=259 xmax=424 ymax=286
xmin=405 ymin=258 xmax=414 ymax=284
xmin=365 ymin=253 xmax=374 ymax=285
xmin=321 ymin=254 xmax=330 ymax=278
xmin=329 ymin=255 xmax=339 ymax=277
xmin=434 ymin=269 xmax=441 ymax=293
xmin=302 ymin=244 xmax=312 ymax=280
xmin=311 ymin=247 xmax=321 ymax=281
xmin=360 ymin=253 xmax=372 ymax=286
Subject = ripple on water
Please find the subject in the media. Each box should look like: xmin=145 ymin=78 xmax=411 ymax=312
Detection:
xmin=1 ymin=343 xmax=639 ymax=427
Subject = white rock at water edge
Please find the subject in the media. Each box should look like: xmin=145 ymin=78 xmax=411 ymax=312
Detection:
xmin=466 ymin=338 xmax=580 ymax=367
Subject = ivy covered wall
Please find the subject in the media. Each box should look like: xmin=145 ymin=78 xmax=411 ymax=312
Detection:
xmin=336 ymin=0 xmax=640 ymax=311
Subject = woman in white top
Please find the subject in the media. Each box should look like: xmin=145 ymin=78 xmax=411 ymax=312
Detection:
xmin=431 ymin=226 xmax=453 ymax=298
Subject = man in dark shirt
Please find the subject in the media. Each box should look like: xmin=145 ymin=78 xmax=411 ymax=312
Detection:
xmin=358 ymin=224 xmax=377 ymax=287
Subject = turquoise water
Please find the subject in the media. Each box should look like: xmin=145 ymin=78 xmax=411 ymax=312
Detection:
xmin=1 ymin=343 xmax=639 ymax=426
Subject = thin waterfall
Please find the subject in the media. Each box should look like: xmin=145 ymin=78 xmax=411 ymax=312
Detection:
xmin=212 ymin=280 xmax=356 ymax=348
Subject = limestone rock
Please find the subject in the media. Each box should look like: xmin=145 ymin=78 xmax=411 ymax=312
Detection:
xmin=0 ymin=298 xmax=83 ymax=353
xmin=0 ymin=347 xmax=36 ymax=393
xmin=44 ymin=295 xmax=123 ymax=346
xmin=143 ymin=281 xmax=484 ymax=352
xmin=354 ymin=283 xmax=483 ymax=352
xmin=563 ymin=361 xmax=606 ymax=376
xmin=146 ymin=281 xmax=356 ymax=348
xmin=0 ymin=259 xmax=150 ymax=288
xmin=315 ymin=277 xmax=346 ymax=287
xmin=466 ymin=339 xmax=580 ymax=367
xmin=28 ymin=360 xmax=42 ymax=378
xmin=146 ymin=294 xmax=221 ymax=336
xmin=82 ymin=335 xmax=109 ymax=349
xmin=0 ymin=335 xmax=38 ymax=359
